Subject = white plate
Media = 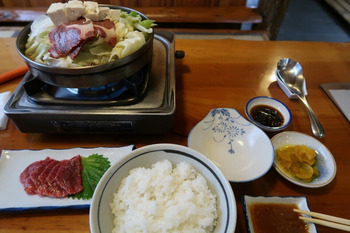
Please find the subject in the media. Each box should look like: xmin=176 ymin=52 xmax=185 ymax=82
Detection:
xmin=242 ymin=195 xmax=317 ymax=233
xmin=0 ymin=145 xmax=134 ymax=212
xmin=188 ymin=108 xmax=274 ymax=182
xmin=272 ymin=131 xmax=337 ymax=188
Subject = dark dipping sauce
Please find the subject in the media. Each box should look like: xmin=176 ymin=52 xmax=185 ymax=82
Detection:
xmin=249 ymin=203 xmax=309 ymax=233
xmin=250 ymin=105 xmax=284 ymax=127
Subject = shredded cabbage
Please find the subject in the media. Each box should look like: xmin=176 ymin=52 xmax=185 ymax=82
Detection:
xmin=25 ymin=15 xmax=54 ymax=63
xmin=113 ymin=31 xmax=146 ymax=59
xmin=24 ymin=10 xmax=155 ymax=67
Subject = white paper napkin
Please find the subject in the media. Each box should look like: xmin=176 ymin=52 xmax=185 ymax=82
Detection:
xmin=329 ymin=89 xmax=350 ymax=122
xmin=0 ymin=91 xmax=11 ymax=130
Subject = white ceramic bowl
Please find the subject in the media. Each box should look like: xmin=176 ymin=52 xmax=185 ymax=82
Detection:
xmin=242 ymin=195 xmax=317 ymax=233
xmin=188 ymin=108 xmax=274 ymax=182
xmin=245 ymin=96 xmax=292 ymax=132
xmin=272 ymin=131 xmax=337 ymax=188
xmin=89 ymin=143 xmax=236 ymax=233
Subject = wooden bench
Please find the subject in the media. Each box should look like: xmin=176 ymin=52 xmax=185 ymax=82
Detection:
xmin=0 ymin=0 xmax=289 ymax=40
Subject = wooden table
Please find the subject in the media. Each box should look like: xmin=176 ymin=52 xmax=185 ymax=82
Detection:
xmin=0 ymin=37 xmax=349 ymax=233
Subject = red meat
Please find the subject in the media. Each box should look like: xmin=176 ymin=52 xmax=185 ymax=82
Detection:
xmin=55 ymin=155 xmax=83 ymax=195
xmin=93 ymin=19 xmax=117 ymax=47
xmin=37 ymin=160 xmax=63 ymax=197
xmin=48 ymin=19 xmax=96 ymax=59
xmin=19 ymin=159 xmax=45 ymax=195
xmin=48 ymin=19 xmax=116 ymax=59
xmin=29 ymin=157 xmax=53 ymax=192
xmin=20 ymin=155 xmax=83 ymax=198
xmin=46 ymin=162 xmax=70 ymax=198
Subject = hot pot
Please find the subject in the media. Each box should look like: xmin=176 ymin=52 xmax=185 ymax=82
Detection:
xmin=16 ymin=5 xmax=154 ymax=88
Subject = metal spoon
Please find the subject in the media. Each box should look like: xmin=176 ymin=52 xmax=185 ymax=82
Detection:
xmin=277 ymin=58 xmax=325 ymax=138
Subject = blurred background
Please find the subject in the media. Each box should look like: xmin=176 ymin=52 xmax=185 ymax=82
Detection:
xmin=0 ymin=0 xmax=349 ymax=42
xmin=277 ymin=0 xmax=350 ymax=42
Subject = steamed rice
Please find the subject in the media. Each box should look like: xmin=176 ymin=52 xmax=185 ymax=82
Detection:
xmin=110 ymin=160 xmax=218 ymax=233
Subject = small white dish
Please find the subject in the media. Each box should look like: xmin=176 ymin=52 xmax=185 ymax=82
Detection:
xmin=272 ymin=131 xmax=337 ymax=188
xmin=188 ymin=108 xmax=274 ymax=182
xmin=242 ymin=195 xmax=317 ymax=233
xmin=245 ymin=96 xmax=292 ymax=132
xmin=90 ymin=143 xmax=236 ymax=233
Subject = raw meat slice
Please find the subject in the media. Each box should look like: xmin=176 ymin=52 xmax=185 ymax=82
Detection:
xmin=69 ymin=39 xmax=89 ymax=59
xmin=37 ymin=160 xmax=61 ymax=197
xmin=20 ymin=155 xmax=83 ymax=198
xmin=48 ymin=18 xmax=117 ymax=59
xmin=55 ymin=155 xmax=83 ymax=195
xmin=46 ymin=162 xmax=69 ymax=197
xmin=48 ymin=18 xmax=96 ymax=59
xmin=29 ymin=157 xmax=53 ymax=192
xmin=19 ymin=160 xmax=43 ymax=195
xmin=93 ymin=19 xmax=117 ymax=47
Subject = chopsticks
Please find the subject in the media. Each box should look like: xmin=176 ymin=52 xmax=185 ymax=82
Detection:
xmin=0 ymin=66 xmax=28 ymax=85
xmin=294 ymin=209 xmax=350 ymax=232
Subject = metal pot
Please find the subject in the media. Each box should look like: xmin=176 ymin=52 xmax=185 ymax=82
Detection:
xmin=16 ymin=5 xmax=154 ymax=88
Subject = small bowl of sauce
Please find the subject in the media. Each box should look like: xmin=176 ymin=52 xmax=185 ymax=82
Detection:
xmin=242 ymin=195 xmax=317 ymax=233
xmin=245 ymin=96 xmax=292 ymax=132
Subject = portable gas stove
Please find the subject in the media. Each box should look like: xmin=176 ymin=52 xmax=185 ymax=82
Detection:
xmin=4 ymin=32 xmax=176 ymax=134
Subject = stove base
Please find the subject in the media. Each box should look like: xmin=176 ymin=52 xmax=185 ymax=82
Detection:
xmin=11 ymin=114 xmax=174 ymax=134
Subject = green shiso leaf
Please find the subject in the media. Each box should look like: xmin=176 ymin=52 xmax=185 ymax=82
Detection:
xmin=71 ymin=154 xmax=110 ymax=200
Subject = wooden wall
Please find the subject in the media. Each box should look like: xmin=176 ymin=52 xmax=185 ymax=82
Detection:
xmin=0 ymin=0 xmax=290 ymax=40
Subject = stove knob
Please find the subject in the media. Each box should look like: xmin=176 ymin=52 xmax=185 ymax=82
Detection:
xmin=175 ymin=50 xmax=185 ymax=59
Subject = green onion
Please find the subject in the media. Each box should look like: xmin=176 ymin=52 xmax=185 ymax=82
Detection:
xmin=129 ymin=11 xmax=138 ymax=17
xmin=140 ymin=20 xmax=156 ymax=29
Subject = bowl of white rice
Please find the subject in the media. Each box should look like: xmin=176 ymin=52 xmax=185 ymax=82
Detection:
xmin=89 ymin=143 xmax=236 ymax=233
